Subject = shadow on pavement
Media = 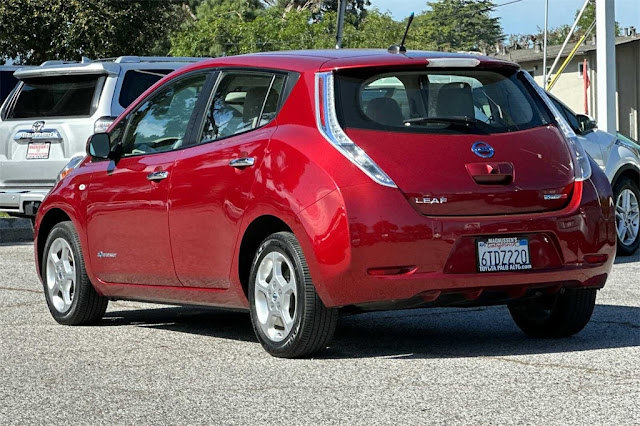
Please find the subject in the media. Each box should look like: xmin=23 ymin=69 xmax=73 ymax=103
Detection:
xmin=102 ymin=307 xmax=256 ymax=343
xmin=101 ymin=303 xmax=640 ymax=359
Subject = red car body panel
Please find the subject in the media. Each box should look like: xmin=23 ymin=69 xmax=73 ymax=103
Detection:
xmin=34 ymin=49 xmax=616 ymax=312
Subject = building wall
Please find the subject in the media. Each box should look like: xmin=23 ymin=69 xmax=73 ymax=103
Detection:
xmin=613 ymin=42 xmax=639 ymax=139
xmin=520 ymin=55 xmax=592 ymax=116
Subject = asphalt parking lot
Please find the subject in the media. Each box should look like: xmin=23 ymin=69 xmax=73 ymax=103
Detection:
xmin=0 ymin=243 xmax=638 ymax=424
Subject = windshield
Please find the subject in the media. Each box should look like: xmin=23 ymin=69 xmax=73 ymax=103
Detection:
xmin=9 ymin=75 xmax=103 ymax=119
xmin=335 ymin=68 xmax=552 ymax=134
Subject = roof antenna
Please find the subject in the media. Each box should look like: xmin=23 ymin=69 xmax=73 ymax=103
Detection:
xmin=388 ymin=12 xmax=414 ymax=54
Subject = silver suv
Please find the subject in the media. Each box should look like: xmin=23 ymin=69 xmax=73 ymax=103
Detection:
xmin=0 ymin=56 xmax=203 ymax=218
xmin=549 ymin=94 xmax=640 ymax=255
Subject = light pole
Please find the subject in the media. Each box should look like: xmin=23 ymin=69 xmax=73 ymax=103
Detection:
xmin=336 ymin=0 xmax=347 ymax=49
xmin=542 ymin=0 xmax=549 ymax=87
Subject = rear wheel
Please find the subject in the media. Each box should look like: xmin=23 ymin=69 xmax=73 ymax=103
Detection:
xmin=613 ymin=176 xmax=640 ymax=256
xmin=248 ymin=232 xmax=338 ymax=358
xmin=508 ymin=288 xmax=597 ymax=338
xmin=42 ymin=221 xmax=108 ymax=325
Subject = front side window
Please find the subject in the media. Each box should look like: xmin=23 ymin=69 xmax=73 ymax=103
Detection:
xmin=9 ymin=75 xmax=103 ymax=118
xmin=337 ymin=68 xmax=552 ymax=134
xmin=121 ymin=74 xmax=206 ymax=156
xmin=199 ymin=72 xmax=285 ymax=144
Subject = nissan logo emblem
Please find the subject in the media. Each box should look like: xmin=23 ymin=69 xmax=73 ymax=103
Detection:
xmin=471 ymin=141 xmax=495 ymax=158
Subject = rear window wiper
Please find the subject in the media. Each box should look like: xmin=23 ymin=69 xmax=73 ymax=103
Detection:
xmin=403 ymin=116 xmax=478 ymax=126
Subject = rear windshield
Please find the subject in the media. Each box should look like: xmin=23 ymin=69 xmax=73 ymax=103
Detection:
xmin=335 ymin=68 xmax=552 ymax=134
xmin=118 ymin=69 xmax=173 ymax=108
xmin=9 ymin=75 xmax=103 ymax=119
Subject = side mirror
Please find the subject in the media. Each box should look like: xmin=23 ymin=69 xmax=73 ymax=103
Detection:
xmin=576 ymin=114 xmax=597 ymax=134
xmin=87 ymin=133 xmax=111 ymax=159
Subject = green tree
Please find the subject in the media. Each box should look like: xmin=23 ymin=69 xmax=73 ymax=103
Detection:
xmin=411 ymin=0 xmax=504 ymax=53
xmin=0 ymin=0 xmax=184 ymax=64
xmin=344 ymin=9 xmax=403 ymax=48
xmin=576 ymin=1 xmax=620 ymax=37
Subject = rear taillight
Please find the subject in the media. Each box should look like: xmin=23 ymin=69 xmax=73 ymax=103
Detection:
xmin=94 ymin=116 xmax=116 ymax=134
xmin=315 ymin=72 xmax=397 ymax=188
xmin=522 ymin=72 xmax=592 ymax=181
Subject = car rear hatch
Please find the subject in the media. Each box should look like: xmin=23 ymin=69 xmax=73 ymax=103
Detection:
xmin=332 ymin=64 xmax=575 ymax=216
xmin=0 ymin=72 xmax=108 ymax=189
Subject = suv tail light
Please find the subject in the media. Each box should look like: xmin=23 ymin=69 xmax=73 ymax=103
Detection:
xmin=94 ymin=116 xmax=116 ymax=134
xmin=315 ymin=72 xmax=397 ymax=188
xmin=522 ymin=72 xmax=592 ymax=181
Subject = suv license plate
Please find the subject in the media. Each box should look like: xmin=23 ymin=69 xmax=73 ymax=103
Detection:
xmin=476 ymin=237 xmax=532 ymax=272
xmin=26 ymin=142 xmax=50 ymax=159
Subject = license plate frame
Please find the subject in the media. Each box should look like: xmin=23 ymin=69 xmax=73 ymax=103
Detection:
xmin=26 ymin=142 xmax=50 ymax=159
xmin=476 ymin=236 xmax=532 ymax=273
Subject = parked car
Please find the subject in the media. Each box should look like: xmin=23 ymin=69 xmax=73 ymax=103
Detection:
xmin=34 ymin=50 xmax=615 ymax=358
xmin=0 ymin=56 xmax=203 ymax=218
xmin=548 ymin=94 xmax=640 ymax=255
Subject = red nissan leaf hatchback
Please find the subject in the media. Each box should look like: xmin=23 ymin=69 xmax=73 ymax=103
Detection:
xmin=34 ymin=50 xmax=616 ymax=358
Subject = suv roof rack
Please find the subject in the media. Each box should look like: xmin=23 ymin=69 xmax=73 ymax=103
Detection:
xmin=40 ymin=60 xmax=80 ymax=67
xmin=94 ymin=56 xmax=206 ymax=64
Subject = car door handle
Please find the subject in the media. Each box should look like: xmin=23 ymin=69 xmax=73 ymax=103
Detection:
xmin=229 ymin=157 xmax=255 ymax=168
xmin=146 ymin=171 xmax=169 ymax=181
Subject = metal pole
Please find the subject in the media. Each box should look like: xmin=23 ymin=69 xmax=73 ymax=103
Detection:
xmin=336 ymin=0 xmax=347 ymax=49
xmin=596 ymin=0 xmax=617 ymax=133
xmin=542 ymin=0 xmax=549 ymax=88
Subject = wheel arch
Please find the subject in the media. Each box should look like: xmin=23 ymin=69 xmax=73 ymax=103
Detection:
xmin=237 ymin=215 xmax=293 ymax=298
xmin=611 ymin=164 xmax=640 ymax=191
xmin=36 ymin=208 xmax=72 ymax=277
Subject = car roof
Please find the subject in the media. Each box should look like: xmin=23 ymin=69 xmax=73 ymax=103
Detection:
xmin=178 ymin=49 xmax=519 ymax=74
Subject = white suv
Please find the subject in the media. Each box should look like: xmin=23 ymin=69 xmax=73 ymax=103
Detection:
xmin=549 ymin=94 xmax=640 ymax=255
xmin=0 ymin=56 xmax=203 ymax=218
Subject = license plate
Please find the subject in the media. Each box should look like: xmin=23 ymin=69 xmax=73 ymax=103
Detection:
xmin=476 ymin=237 xmax=532 ymax=272
xmin=26 ymin=142 xmax=50 ymax=159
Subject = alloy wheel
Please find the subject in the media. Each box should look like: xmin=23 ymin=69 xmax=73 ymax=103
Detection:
xmin=615 ymin=188 xmax=640 ymax=246
xmin=45 ymin=237 xmax=76 ymax=313
xmin=253 ymin=251 xmax=297 ymax=342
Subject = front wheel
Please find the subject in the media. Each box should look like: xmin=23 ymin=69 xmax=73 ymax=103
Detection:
xmin=613 ymin=176 xmax=640 ymax=256
xmin=248 ymin=232 xmax=338 ymax=358
xmin=508 ymin=288 xmax=597 ymax=338
xmin=42 ymin=221 xmax=108 ymax=325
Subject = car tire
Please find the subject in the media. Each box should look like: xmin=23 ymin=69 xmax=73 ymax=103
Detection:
xmin=508 ymin=288 xmax=597 ymax=338
xmin=248 ymin=232 xmax=338 ymax=358
xmin=42 ymin=221 xmax=108 ymax=325
xmin=613 ymin=176 xmax=640 ymax=256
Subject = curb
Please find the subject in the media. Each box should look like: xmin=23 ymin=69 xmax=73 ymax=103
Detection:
xmin=0 ymin=218 xmax=34 ymax=243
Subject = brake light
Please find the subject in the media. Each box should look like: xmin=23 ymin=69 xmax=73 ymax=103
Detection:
xmin=521 ymin=72 xmax=592 ymax=181
xmin=94 ymin=116 xmax=116 ymax=134
xmin=315 ymin=72 xmax=396 ymax=188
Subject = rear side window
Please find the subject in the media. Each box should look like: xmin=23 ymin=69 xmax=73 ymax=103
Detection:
xmin=9 ymin=75 xmax=103 ymax=119
xmin=336 ymin=68 xmax=552 ymax=134
xmin=118 ymin=69 xmax=173 ymax=108
xmin=198 ymin=72 xmax=285 ymax=144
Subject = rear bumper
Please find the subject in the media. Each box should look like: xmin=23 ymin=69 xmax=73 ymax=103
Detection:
xmin=0 ymin=189 xmax=49 ymax=216
xmin=300 ymin=171 xmax=616 ymax=308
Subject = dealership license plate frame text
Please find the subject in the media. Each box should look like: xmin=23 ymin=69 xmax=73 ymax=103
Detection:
xmin=476 ymin=237 xmax=532 ymax=272
xmin=26 ymin=142 xmax=51 ymax=159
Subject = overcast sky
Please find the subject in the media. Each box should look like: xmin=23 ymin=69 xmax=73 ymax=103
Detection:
xmin=368 ymin=0 xmax=640 ymax=36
